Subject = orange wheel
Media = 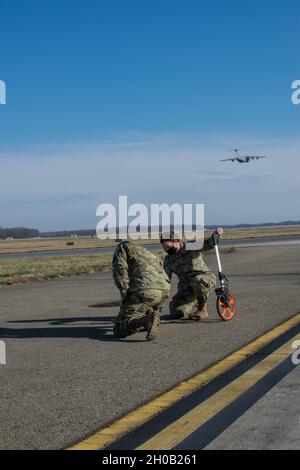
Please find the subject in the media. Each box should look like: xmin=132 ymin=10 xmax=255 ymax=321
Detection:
xmin=217 ymin=290 xmax=236 ymax=321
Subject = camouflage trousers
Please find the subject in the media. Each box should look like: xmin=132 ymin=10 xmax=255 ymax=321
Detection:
xmin=114 ymin=288 xmax=169 ymax=337
xmin=169 ymin=272 xmax=217 ymax=318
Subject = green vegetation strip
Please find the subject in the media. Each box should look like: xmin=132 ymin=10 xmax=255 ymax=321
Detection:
xmin=0 ymin=248 xmax=235 ymax=286
xmin=0 ymin=253 xmax=113 ymax=285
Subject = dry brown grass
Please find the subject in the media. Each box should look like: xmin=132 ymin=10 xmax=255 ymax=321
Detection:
xmin=0 ymin=237 xmax=116 ymax=255
xmin=221 ymin=226 xmax=300 ymax=240
xmin=0 ymin=226 xmax=299 ymax=255
xmin=0 ymin=236 xmax=159 ymax=255
xmin=0 ymin=247 xmax=235 ymax=286
xmin=0 ymin=253 xmax=112 ymax=285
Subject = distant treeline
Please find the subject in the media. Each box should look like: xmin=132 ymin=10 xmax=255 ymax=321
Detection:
xmin=0 ymin=227 xmax=40 ymax=239
xmin=41 ymin=229 xmax=96 ymax=238
xmin=41 ymin=220 xmax=300 ymax=237
xmin=1 ymin=220 xmax=299 ymax=240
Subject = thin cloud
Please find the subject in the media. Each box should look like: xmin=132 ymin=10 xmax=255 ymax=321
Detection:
xmin=0 ymin=132 xmax=299 ymax=230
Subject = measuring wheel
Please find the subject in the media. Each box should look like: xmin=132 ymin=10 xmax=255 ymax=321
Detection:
xmin=216 ymin=288 xmax=236 ymax=321
xmin=212 ymin=232 xmax=237 ymax=322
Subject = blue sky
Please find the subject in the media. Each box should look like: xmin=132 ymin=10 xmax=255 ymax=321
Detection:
xmin=0 ymin=0 xmax=299 ymax=230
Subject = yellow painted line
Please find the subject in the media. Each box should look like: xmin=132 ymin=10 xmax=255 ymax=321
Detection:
xmin=67 ymin=312 xmax=300 ymax=450
xmin=137 ymin=333 xmax=300 ymax=450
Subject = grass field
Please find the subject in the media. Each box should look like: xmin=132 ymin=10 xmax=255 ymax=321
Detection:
xmin=0 ymin=236 xmax=117 ymax=255
xmin=0 ymin=253 xmax=113 ymax=285
xmin=0 ymin=226 xmax=300 ymax=255
xmin=0 ymin=247 xmax=235 ymax=286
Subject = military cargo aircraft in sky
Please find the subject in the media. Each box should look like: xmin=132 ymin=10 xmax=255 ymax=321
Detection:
xmin=221 ymin=148 xmax=266 ymax=164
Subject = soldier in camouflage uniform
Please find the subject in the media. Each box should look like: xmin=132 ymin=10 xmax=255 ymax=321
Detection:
xmin=160 ymin=228 xmax=224 ymax=320
xmin=112 ymin=240 xmax=171 ymax=340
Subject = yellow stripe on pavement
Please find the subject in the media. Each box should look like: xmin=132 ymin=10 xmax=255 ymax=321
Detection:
xmin=68 ymin=312 xmax=300 ymax=450
xmin=137 ymin=333 xmax=300 ymax=450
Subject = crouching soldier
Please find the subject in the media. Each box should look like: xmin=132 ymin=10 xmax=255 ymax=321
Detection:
xmin=160 ymin=228 xmax=223 ymax=321
xmin=112 ymin=240 xmax=171 ymax=340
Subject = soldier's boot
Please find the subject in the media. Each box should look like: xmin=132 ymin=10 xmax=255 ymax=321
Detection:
xmin=114 ymin=311 xmax=160 ymax=341
xmin=128 ymin=312 xmax=160 ymax=341
xmin=113 ymin=320 xmax=129 ymax=338
xmin=113 ymin=316 xmax=146 ymax=338
xmin=145 ymin=309 xmax=160 ymax=341
xmin=188 ymin=301 xmax=209 ymax=321
xmin=169 ymin=311 xmax=185 ymax=320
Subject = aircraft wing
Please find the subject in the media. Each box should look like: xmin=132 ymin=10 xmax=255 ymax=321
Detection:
xmin=245 ymin=155 xmax=266 ymax=159
xmin=220 ymin=158 xmax=236 ymax=162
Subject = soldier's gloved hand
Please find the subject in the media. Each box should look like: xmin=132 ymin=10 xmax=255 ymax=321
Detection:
xmin=212 ymin=227 xmax=223 ymax=245
xmin=215 ymin=227 xmax=224 ymax=237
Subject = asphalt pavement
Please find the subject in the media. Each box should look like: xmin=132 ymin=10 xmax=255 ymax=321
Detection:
xmin=0 ymin=244 xmax=299 ymax=449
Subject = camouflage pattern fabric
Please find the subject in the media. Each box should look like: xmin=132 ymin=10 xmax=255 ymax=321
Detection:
xmin=113 ymin=241 xmax=170 ymax=298
xmin=118 ymin=289 xmax=168 ymax=320
xmin=169 ymin=272 xmax=217 ymax=317
xmin=112 ymin=241 xmax=170 ymax=336
xmin=164 ymin=234 xmax=218 ymax=317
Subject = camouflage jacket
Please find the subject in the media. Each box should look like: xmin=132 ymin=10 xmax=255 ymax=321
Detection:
xmin=163 ymin=234 xmax=218 ymax=288
xmin=112 ymin=241 xmax=171 ymax=298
